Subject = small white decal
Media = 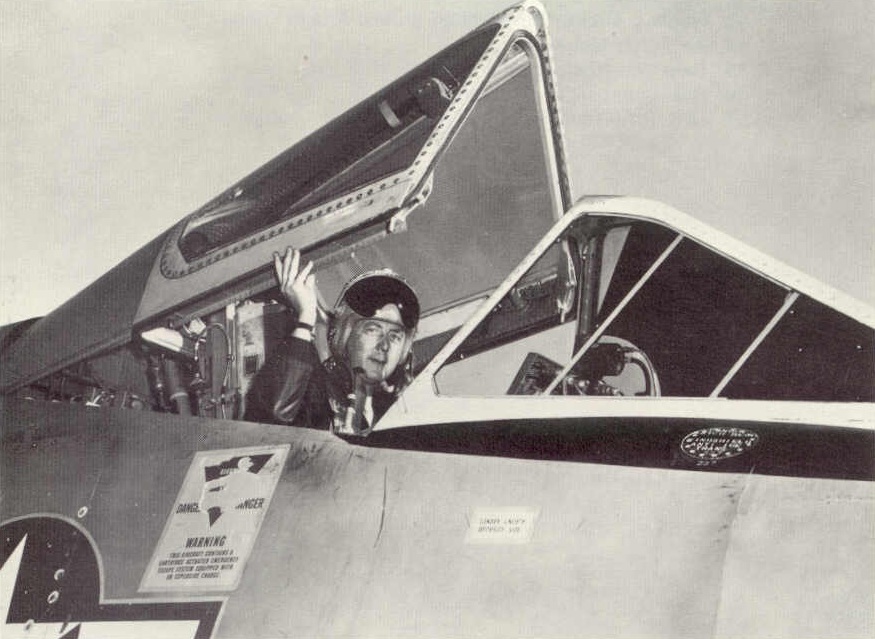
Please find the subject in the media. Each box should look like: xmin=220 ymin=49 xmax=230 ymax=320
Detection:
xmin=465 ymin=508 xmax=539 ymax=544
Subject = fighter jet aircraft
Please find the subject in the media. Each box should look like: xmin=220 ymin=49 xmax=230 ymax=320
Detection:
xmin=1 ymin=2 xmax=872 ymax=637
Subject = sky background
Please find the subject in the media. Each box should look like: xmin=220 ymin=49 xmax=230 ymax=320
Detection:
xmin=1 ymin=0 xmax=873 ymax=326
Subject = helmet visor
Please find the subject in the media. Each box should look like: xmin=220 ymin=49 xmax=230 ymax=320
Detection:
xmin=342 ymin=274 xmax=420 ymax=330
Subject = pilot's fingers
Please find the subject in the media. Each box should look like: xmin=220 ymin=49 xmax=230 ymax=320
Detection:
xmin=304 ymin=273 xmax=316 ymax=290
xmin=273 ymin=253 xmax=284 ymax=285
xmin=285 ymin=247 xmax=299 ymax=284
xmin=296 ymin=260 xmax=314 ymax=285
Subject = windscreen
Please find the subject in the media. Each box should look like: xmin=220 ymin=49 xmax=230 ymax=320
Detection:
xmin=435 ymin=214 xmax=875 ymax=401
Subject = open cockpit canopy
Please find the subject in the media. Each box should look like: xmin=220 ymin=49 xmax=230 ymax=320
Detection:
xmin=0 ymin=2 xmax=571 ymax=411
xmin=137 ymin=3 xmax=568 ymax=329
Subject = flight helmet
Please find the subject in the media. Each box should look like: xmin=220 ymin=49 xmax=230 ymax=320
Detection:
xmin=328 ymin=269 xmax=420 ymax=386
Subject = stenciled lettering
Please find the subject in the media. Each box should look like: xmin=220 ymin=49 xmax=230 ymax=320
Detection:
xmin=185 ymin=536 xmax=227 ymax=548
xmin=175 ymin=502 xmax=200 ymax=513
xmin=235 ymin=498 xmax=265 ymax=510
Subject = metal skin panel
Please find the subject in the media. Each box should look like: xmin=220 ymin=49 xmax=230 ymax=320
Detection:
xmin=0 ymin=318 xmax=39 ymax=355
xmin=713 ymin=478 xmax=874 ymax=638
xmin=0 ymin=234 xmax=167 ymax=393
xmin=2 ymin=397 xmax=871 ymax=638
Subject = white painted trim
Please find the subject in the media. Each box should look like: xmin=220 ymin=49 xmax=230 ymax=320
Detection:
xmin=379 ymin=390 xmax=874 ymax=432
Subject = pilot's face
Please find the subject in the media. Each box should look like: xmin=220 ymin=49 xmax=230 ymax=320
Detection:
xmin=346 ymin=303 xmax=407 ymax=384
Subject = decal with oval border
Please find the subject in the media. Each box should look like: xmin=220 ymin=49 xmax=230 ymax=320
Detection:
xmin=680 ymin=427 xmax=759 ymax=463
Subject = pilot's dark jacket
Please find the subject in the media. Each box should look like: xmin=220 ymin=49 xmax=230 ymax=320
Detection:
xmin=244 ymin=337 xmax=394 ymax=429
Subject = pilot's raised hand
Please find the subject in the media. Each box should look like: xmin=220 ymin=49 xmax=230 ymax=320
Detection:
xmin=274 ymin=247 xmax=318 ymax=326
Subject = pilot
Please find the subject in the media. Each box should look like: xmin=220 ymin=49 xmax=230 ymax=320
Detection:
xmin=245 ymin=248 xmax=419 ymax=433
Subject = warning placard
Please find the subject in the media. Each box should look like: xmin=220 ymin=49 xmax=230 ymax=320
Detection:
xmin=140 ymin=445 xmax=289 ymax=592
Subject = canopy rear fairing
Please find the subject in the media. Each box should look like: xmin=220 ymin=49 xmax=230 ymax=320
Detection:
xmin=0 ymin=234 xmax=168 ymax=392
